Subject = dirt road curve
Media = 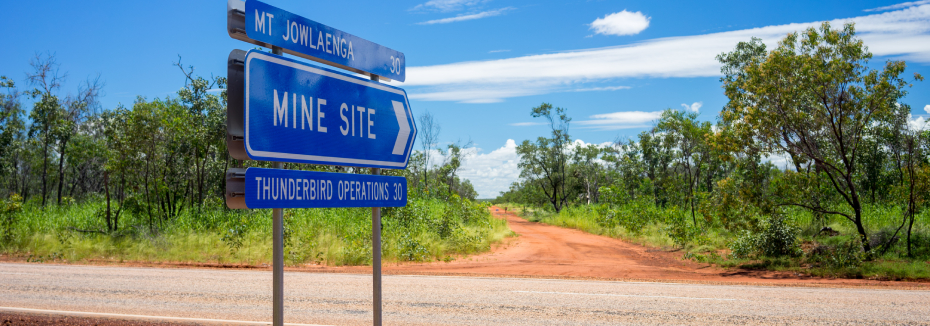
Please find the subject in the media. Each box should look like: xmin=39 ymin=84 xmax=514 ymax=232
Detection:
xmin=313 ymin=206 xmax=925 ymax=288
xmin=385 ymin=206 xmax=714 ymax=279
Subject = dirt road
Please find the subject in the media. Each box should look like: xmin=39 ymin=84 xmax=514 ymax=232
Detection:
xmin=308 ymin=206 xmax=926 ymax=288
xmin=383 ymin=206 xmax=715 ymax=280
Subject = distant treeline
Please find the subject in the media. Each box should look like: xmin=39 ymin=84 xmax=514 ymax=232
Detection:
xmin=495 ymin=23 xmax=928 ymax=256
xmin=0 ymin=53 xmax=478 ymax=235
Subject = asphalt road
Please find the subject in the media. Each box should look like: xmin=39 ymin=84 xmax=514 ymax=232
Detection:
xmin=1 ymin=263 xmax=928 ymax=325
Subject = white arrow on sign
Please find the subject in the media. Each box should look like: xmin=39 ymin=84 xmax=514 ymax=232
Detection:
xmin=391 ymin=100 xmax=411 ymax=155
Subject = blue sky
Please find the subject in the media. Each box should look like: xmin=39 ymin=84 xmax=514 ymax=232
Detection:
xmin=2 ymin=0 xmax=929 ymax=198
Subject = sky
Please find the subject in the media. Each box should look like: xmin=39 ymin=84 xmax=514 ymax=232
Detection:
xmin=2 ymin=0 xmax=930 ymax=198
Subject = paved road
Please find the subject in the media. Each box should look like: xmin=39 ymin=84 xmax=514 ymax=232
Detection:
xmin=1 ymin=263 xmax=929 ymax=325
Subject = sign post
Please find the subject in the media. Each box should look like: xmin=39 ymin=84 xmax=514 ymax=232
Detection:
xmin=225 ymin=2 xmax=410 ymax=325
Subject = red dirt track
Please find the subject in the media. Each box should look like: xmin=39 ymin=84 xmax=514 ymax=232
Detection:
xmin=372 ymin=206 xmax=928 ymax=288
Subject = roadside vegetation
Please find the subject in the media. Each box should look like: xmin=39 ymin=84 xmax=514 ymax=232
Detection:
xmin=0 ymin=51 xmax=508 ymax=267
xmin=495 ymin=23 xmax=930 ymax=281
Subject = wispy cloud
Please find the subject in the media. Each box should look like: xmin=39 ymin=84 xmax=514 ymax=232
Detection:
xmin=509 ymin=122 xmax=547 ymax=127
xmin=398 ymin=5 xmax=930 ymax=103
xmin=864 ymin=0 xmax=930 ymax=12
xmin=924 ymin=104 xmax=930 ymax=114
xmin=412 ymin=0 xmax=488 ymax=12
xmin=417 ymin=7 xmax=512 ymax=25
xmin=681 ymin=102 xmax=702 ymax=113
xmin=489 ymin=49 xmax=511 ymax=53
xmin=571 ymin=86 xmax=630 ymax=92
xmin=575 ymin=110 xmax=663 ymax=130
xmin=590 ymin=10 xmax=651 ymax=36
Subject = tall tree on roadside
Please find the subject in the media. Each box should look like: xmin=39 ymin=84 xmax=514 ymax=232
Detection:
xmin=717 ymin=22 xmax=922 ymax=253
xmin=26 ymin=53 xmax=66 ymax=206
xmin=572 ymin=144 xmax=609 ymax=204
xmin=0 ymin=77 xmax=25 ymax=196
xmin=517 ymin=103 xmax=571 ymax=212
xmin=53 ymin=76 xmax=103 ymax=205
xmin=656 ymin=109 xmax=713 ymax=227
xmin=417 ymin=111 xmax=440 ymax=194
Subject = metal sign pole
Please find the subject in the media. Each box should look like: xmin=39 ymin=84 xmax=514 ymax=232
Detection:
xmin=271 ymin=47 xmax=285 ymax=326
xmin=371 ymin=73 xmax=383 ymax=326
xmin=371 ymin=167 xmax=382 ymax=326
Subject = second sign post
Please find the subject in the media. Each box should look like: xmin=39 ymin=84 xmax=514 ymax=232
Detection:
xmin=225 ymin=1 xmax=414 ymax=325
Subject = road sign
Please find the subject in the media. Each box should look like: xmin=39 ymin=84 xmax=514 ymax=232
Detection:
xmin=228 ymin=50 xmax=416 ymax=169
xmin=227 ymin=0 xmax=405 ymax=81
xmin=226 ymin=168 xmax=407 ymax=209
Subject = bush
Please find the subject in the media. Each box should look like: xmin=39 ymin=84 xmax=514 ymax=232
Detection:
xmin=807 ymin=237 xmax=864 ymax=269
xmin=727 ymin=214 xmax=800 ymax=258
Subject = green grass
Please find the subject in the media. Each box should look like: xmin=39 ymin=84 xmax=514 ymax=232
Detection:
xmin=1 ymin=195 xmax=512 ymax=267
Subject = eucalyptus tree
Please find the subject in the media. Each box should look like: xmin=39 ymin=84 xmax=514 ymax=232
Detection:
xmin=25 ymin=53 xmax=66 ymax=206
xmin=656 ymin=109 xmax=713 ymax=226
xmin=0 ymin=77 xmax=25 ymax=197
xmin=516 ymin=103 xmax=572 ymax=212
xmin=417 ymin=111 xmax=440 ymax=194
xmin=717 ymin=22 xmax=922 ymax=253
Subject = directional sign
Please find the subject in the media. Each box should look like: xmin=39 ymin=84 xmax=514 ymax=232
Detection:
xmin=234 ymin=50 xmax=416 ymax=169
xmin=225 ymin=168 xmax=407 ymax=209
xmin=227 ymin=0 xmax=405 ymax=81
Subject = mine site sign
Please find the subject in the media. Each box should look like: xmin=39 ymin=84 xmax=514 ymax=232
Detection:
xmin=227 ymin=49 xmax=416 ymax=169
xmin=227 ymin=0 xmax=405 ymax=81
xmin=226 ymin=168 xmax=407 ymax=209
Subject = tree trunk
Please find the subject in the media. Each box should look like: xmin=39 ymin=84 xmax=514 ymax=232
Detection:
xmin=56 ymin=139 xmax=67 ymax=205
xmin=104 ymin=171 xmax=112 ymax=232
xmin=853 ymin=203 xmax=871 ymax=253
xmin=41 ymin=133 xmax=50 ymax=206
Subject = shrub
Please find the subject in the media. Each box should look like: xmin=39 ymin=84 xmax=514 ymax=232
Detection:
xmin=807 ymin=237 xmax=864 ymax=269
xmin=727 ymin=213 xmax=800 ymax=258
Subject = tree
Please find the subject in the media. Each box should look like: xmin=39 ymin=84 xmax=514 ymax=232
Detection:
xmin=0 ymin=77 xmax=25 ymax=197
xmin=417 ymin=111 xmax=440 ymax=194
xmin=656 ymin=109 xmax=713 ymax=227
xmin=26 ymin=53 xmax=66 ymax=206
xmin=572 ymin=143 xmax=609 ymax=204
xmin=517 ymin=103 xmax=572 ymax=212
xmin=717 ymin=22 xmax=922 ymax=253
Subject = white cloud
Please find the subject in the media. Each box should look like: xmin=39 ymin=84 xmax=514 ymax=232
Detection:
xmin=864 ymin=0 xmax=930 ymax=12
xmin=571 ymin=86 xmax=631 ymax=92
xmin=908 ymin=114 xmax=930 ymax=131
xmin=590 ymin=10 xmax=651 ymax=36
xmin=455 ymin=139 xmax=521 ymax=198
xmin=575 ymin=110 xmax=663 ymax=130
xmin=764 ymin=152 xmax=796 ymax=170
xmin=417 ymin=7 xmax=512 ymax=25
xmin=509 ymin=122 xmax=546 ymax=127
xmin=412 ymin=0 xmax=487 ymax=12
xmin=398 ymin=5 xmax=930 ymax=103
xmin=925 ymin=104 xmax=930 ymax=114
xmin=681 ymin=102 xmax=702 ymax=113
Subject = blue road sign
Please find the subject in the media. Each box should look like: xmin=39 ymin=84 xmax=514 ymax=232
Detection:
xmin=243 ymin=50 xmax=416 ymax=169
xmin=242 ymin=168 xmax=406 ymax=209
xmin=241 ymin=0 xmax=405 ymax=81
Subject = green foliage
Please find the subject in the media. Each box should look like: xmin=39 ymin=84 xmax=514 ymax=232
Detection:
xmin=728 ymin=214 xmax=802 ymax=259
xmin=807 ymin=236 xmax=864 ymax=269
xmin=0 ymin=193 xmax=510 ymax=266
